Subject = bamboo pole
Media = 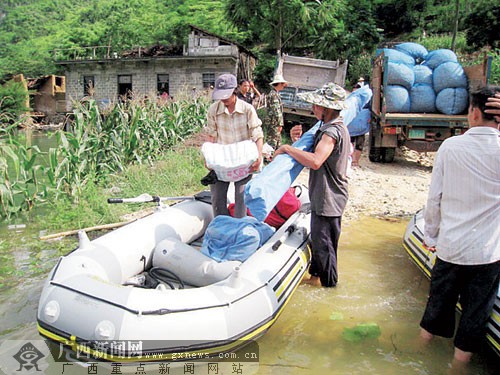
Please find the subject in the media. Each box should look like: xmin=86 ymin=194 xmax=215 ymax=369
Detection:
xmin=40 ymin=221 xmax=133 ymax=241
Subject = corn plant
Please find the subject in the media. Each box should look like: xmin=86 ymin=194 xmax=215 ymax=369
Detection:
xmin=0 ymin=128 xmax=48 ymax=219
xmin=47 ymin=95 xmax=209 ymax=203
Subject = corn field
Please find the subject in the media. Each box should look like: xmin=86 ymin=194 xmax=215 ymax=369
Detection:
xmin=0 ymin=96 xmax=210 ymax=219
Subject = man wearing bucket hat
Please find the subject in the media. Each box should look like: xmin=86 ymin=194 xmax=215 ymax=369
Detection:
xmin=204 ymin=73 xmax=264 ymax=218
xmin=275 ymin=82 xmax=350 ymax=287
xmin=264 ymin=74 xmax=288 ymax=152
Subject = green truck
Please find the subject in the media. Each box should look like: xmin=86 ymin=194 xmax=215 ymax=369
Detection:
xmin=369 ymin=52 xmax=492 ymax=163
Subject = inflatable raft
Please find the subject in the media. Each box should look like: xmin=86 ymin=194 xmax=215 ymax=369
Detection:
xmin=403 ymin=210 xmax=500 ymax=357
xmin=37 ymin=190 xmax=311 ymax=362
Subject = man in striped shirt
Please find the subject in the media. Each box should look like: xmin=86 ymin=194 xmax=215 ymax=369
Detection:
xmin=204 ymin=74 xmax=264 ymax=218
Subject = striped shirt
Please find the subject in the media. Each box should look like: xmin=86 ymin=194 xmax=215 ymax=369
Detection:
xmin=205 ymin=98 xmax=263 ymax=144
xmin=424 ymin=126 xmax=500 ymax=265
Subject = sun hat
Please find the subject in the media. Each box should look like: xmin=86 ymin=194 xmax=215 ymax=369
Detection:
xmin=270 ymin=74 xmax=288 ymax=86
xmin=212 ymin=74 xmax=238 ymax=100
xmin=297 ymin=82 xmax=347 ymax=110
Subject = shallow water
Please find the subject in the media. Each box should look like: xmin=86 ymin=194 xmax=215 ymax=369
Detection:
xmin=0 ymin=217 xmax=497 ymax=374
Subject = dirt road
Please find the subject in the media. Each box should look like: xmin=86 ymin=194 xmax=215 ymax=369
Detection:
xmin=295 ymin=147 xmax=435 ymax=222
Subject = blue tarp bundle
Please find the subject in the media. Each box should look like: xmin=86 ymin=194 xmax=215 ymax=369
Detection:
xmin=201 ymin=216 xmax=274 ymax=262
xmin=245 ymin=86 xmax=372 ymax=222
xmin=347 ymin=108 xmax=371 ymax=136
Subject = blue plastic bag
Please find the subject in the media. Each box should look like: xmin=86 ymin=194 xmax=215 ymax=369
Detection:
xmin=201 ymin=216 xmax=275 ymax=262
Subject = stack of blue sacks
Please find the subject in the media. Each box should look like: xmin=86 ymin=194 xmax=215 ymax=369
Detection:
xmin=379 ymin=43 xmax=468 ymax=115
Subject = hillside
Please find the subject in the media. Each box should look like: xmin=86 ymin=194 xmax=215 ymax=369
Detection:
xmin=1 ymin=0 xmax=497 ymax=85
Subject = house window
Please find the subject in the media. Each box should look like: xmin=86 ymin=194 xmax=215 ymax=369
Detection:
xmin=118 ymin=75 xmax=133 ymax=100
xmin=83 ymin=76 xmax=95 ymax=96
xmin=157 ymin=74 xmax=169 ymax=95
xmin=202 ymin=73 xmax=215 ymax=88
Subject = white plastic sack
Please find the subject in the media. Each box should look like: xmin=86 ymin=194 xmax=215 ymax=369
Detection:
xmin=201 ymin=140 xmax=258 ymax=182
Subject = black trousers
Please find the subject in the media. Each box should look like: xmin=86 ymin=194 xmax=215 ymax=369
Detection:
xmin=420 ymin=257 xmax=500 ymax=352
xmin=209 ymin=175 xmax=251 ymax=218
xmin=309 ymin=212 xmax=342 ymax=287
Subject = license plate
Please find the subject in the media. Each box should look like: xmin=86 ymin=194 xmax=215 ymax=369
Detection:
xmin=409 ymin=129 xmax=426 ymax=139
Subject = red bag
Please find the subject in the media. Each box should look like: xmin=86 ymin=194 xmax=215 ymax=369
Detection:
xmin=228 ymin=187 xmax=302 ymax=228
xmin=264 ymin=187 xmax=302 ymax=228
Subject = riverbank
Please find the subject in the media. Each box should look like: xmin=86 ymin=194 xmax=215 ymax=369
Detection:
xmin=295 ymin=146 xmax=435 ymax=222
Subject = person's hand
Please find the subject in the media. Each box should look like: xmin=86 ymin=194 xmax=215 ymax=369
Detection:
xmin=290 ymin=125 xmax=303 ymax=142
xmin=250 ymin=156 xmax=262 ymax=172
xmin=485 ymin=93 xmax=500 ymax=123
xmin=422 ymin=241 xmax=436 ymax=253
xmin=273 ymin=145 xmax=288 ymax=158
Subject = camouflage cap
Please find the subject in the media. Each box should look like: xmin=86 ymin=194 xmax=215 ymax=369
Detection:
xmin=297 ymin=82 xmax=347 ymax=110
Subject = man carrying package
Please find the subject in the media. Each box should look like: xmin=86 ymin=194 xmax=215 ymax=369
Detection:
xmin=203 ymin=73 xmax=264 ymax=218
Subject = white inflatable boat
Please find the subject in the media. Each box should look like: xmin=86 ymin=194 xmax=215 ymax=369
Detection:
xmin=37 ymin=190 xmax=311 ymax=362
xmin=403 ymin=210 xmax=500 ymax=357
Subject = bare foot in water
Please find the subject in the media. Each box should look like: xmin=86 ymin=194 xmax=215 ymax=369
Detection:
xmin=301 ymin=276 xmax=322 ymax=287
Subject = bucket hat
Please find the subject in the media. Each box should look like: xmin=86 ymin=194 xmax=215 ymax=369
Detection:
xmin=212 ymin=74 xmax=237 ymax=100
xmin=270 ymin=74 xmax=288 ymax=86
xmin=297 ymin=82 xmax=347 ymax=110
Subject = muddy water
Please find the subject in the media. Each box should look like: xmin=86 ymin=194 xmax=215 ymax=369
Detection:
xmin=0 ymin=217 xmax=497 ymax=374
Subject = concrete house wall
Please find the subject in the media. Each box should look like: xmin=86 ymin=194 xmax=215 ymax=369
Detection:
xmin=58 ymin=26 xmax=256 ymax=111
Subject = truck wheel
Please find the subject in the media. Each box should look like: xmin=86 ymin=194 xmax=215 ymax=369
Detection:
xmin=369 ymin=147 xmax=382 ymax=162
xmin=382 ymin=147 xmax=395 ymax=163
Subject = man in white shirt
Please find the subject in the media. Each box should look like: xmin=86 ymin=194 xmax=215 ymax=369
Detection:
xmin=420 ymin=86 xmax=500 ymax=366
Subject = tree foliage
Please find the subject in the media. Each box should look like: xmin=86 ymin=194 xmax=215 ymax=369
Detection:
xmin=0 ymin=0 xmax=498 ymax=85
xmin=464 ymin=1 xmax=500 ymax=50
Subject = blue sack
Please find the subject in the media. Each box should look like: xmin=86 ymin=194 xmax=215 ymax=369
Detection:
xmin=413 ymin=65 xmax=433 ymax=85
xmin=410 ymin=84 xmax=436 ymax=113
xmin=201 ymin=216 xmax=275 ymax=262
xmin=385 ymin=85 xmax=411 ymax=113
xmin=395 ymin=42 xmax=428 ymax=63
xmin=436 ymin=87 xmax=468 ymax=115
xmin=347 ymin=108 xmax=371 ymax=136
xmin=387 ymin=62 xmax=415 ymax=90
xmin=433 ymin=61 xmax=468 ymax=94
xmin=423 ymin=49 xmax=458 ymax=69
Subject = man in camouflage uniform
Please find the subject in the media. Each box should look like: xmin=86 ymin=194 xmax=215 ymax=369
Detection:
xmin=265 ymin=75 xmax=288 ymax=151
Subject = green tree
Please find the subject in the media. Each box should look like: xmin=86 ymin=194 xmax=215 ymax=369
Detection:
xmin=464 ymin=2 xmax=500 ymax=50
xmin=225 ymin=0 xmax=345 ymax=55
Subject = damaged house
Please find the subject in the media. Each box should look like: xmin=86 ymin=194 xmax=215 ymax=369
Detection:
xmin=56 ymin=25 xmax=257 ymax=110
